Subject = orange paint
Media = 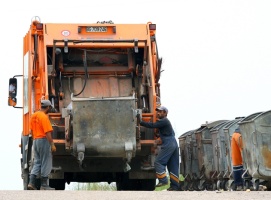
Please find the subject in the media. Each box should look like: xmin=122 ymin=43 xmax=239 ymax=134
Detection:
xmin=262 ymin=146 xmax=271 ymax=169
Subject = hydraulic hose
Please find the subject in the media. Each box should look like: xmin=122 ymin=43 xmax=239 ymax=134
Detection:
xmin=73 ymin=49 xmax=88 ymax=96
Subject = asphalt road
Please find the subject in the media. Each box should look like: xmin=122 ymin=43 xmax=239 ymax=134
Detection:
xmin=1 ymin=190 xmax=271 ymax=200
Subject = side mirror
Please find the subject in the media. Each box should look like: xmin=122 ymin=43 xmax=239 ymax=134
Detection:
xmin=8 ymin=78 xmax=17 ymax=106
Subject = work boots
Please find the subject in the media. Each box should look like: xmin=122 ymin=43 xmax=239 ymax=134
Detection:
xmin=40 ymin=177 xmax=55 ymax=190
xmin=27 ymin=174 xmax=37 ymax=190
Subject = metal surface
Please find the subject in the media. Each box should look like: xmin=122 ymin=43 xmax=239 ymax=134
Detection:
xmin=210 ymin=120 xmax=230 ymax=180
xmin=195 ymin=120 xmax=228 ymax=183
xmin=72 ymin=96 xmax=137 ymax=159
xmin=185 ymin=130 xmax=200 ymax=189
xmin=178 ymin=129 xmax=200 ymax=190
xmin=239 ymin=111 xmax=271 ymax=180
xmin=179 ymin=131 xmax=190 ymax=177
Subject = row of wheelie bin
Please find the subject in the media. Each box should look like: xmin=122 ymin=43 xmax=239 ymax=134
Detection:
xmin=178 ymin=110 xmax=271 ymax=191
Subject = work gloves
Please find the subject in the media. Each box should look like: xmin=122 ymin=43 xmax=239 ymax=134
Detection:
xmin=51 ymin=142 xmax=56 ymax=152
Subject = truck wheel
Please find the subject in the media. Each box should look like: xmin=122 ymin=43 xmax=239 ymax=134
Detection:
xmin=116 ymin=173 xmax=131 ymax=191
xmin=116 ymin=173 xmax=153 ymax=191
xmin=140 ymin=179 xmax=156 ymax=191
xmin=116 ymin=178 xmax=140 ymax=190
xmin=49 ymin=179 xmax=65 ymax=190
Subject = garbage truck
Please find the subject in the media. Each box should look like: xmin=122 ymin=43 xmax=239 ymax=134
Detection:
xmin=8 ymin=16 xmax=163 ymax=190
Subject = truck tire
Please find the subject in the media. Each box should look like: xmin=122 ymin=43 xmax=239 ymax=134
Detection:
xmin=116 ymin=173 xmax=138 ymax=190
xmin=116 ymin=173 xmax=155 ymax=191
xmin=49 ymin=179 xmax=66 ymax=190
xmin=140 ymin=179 xmax=156 ymax=191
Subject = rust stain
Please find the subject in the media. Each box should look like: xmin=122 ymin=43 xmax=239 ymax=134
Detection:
xmin=261 ymin=145 xmax=271 ymax=168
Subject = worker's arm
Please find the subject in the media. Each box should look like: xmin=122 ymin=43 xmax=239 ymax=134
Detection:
xmin=45 ymin=131 xmax=54 ymax=144
xmin=43 ymin=115 xmax=56 ymax=152
xmin=238 ymin=135 xmax=243 ymax=150
xmin=139 ymin=118 xmax=168 ymax=129
xmin=46 ymin=131 xmax=56 ymax=152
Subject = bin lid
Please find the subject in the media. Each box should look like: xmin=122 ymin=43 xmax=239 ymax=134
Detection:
xmin=196 ymin=120 xmax=228 ymax=133
xmin=238 ymin=112 xmax=263 ymax=125
xmin=223 ymin=118 xmax=244 ymax=131
xmin=210 ymin=120 xmax=230 ymax=133
xmin=178 ymin=129 xmax=195 ymax=139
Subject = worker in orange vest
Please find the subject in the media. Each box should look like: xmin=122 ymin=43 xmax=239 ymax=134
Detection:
xmin=27 ymin=100 xmax=57 ymax=190
xmin=231 ymin=127 xmax=244 ymax=191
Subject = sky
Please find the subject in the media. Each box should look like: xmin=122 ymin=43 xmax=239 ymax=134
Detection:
xmin=2 ymin=0 xmax=271 ymax=190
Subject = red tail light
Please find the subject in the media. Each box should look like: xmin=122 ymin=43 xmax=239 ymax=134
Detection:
xmin=149 ymin=24 xmax=156 ymax=30
xmin=36 ymin=23 xmax=43 ymax=30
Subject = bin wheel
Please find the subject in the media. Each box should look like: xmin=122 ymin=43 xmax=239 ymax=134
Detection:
xmin=225 ymin=180 xmax=234 ymax=191
xmin=182 ymin=181 xmax=188 ymax=191
xmin=188 ymin=181 xmax=194 ymax=191
xmin=221 ymin=180 xmax=227 ymax=191
xmin=253 ymin=179 xmax=259 ymax=191
xmin=212 ymin=182 xmax=217 ymax=191
xmin=193 ymin=180 xmax=201 ymax=191
xmin=216 ymin=180 xmax=221 ymax=190
xmin=198 ymin=181 xmax=206 ymax=191
xmin=223 ymin=180 xmax=229 ymax=191
xmin=244 ymin=180 xmax=251 ymax=190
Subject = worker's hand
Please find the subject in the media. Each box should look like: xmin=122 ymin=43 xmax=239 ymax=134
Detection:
xmin=156 ymin=138 xmax=162 ymax=145
xmin=51 ymin=143 xmax=56 ymax=152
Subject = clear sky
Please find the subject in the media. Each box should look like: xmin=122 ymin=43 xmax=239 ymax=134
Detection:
xmin=2 ymin=0 xmax=271 ymax=190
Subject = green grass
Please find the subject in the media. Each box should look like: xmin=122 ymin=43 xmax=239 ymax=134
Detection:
xmin=154 ymin=183 xmax=170 ymax=191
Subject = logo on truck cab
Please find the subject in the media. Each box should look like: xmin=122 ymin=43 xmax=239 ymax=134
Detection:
xmin=61 ymin=30 xmax=70 ymax=37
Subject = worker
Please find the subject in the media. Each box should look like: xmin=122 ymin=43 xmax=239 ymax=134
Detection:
xmin=27 ymin=100 xmax=56 ymax=190
xmin=231 ymin=127 xmax=244 ymax=191
xmin=138 ymin=106 xmax=180 ymax=191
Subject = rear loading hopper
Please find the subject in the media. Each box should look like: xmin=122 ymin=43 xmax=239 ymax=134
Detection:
xmin=72 ymin=96 xmax=137 ymax=164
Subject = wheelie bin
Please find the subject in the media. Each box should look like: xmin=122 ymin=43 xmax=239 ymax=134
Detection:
xmin=179 ymin=129 xmax=200 ymax=190
xmin=210 ymin=120 xmax=231 ymax=190
xmin=238 ymin=111 xmax=271 ymax=191
xmin=194 ymin=120 xmax=229 ymax=190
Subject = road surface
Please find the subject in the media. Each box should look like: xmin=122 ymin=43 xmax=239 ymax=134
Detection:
xmin=1 ymin=190 xmax=271 ymax=200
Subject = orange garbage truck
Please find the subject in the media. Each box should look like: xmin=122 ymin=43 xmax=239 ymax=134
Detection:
xmin=8 ymin=16 xmax=163 ymax=190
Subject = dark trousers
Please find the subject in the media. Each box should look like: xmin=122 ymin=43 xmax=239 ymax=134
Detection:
xmin=233 ymin=165 xmax=244 ymax=186
xmin=155 ymin=137 xmax=179 ymax=189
